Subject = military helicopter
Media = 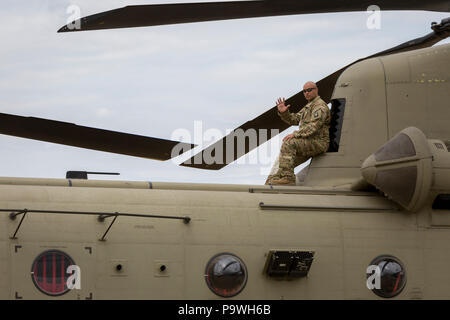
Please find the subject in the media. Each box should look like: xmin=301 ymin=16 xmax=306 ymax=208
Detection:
xmin=0 ymin=0 xmax=449 ymax=300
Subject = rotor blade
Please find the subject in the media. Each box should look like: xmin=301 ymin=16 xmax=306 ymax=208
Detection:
xmin=0 ymin=113 xmax=195 ymax=161
xmin=181 ymin=17 xmax=450 ymax=170
xmin=58 ymin=0 xmax=449 ymax=32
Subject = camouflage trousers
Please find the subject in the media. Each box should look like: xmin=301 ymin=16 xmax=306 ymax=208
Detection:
xmin=271 ymin=137 xmax=328 ymax=180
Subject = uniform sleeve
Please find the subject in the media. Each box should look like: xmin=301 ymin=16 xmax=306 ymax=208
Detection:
xmin=294 ymin=105 xmax=329 ymax=138
xmin=278 ymin=110 xmax=301 ymax=126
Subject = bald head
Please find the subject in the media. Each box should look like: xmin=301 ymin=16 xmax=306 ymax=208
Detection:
xmin=304 ymin=81 xmax=317 ymax=88
xmin=303 ymin=81 xmax=318 ymax=102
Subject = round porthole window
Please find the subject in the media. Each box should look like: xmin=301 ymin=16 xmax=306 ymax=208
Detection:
xmin=367 ymin=255 xmax=406 ymax=298
xmin=205 ymin=253 xmax=248 ymax=298
xmin=31 ymin=250 xmax=75 ymax=296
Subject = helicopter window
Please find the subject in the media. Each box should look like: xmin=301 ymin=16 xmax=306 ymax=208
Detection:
xmin=374 ymin=133 xmax=416 ymax=162
xmin=31 ymin=250 xmax=75 ymax=296
xmin=432 ymin=194 xmax=450 ymax=210
xmin=328 ymin=98 xmax=346 ymax=152
xmin=204 ymin=253 xmax=248 ymax=298
xmin=367 ymin=255 xmax=406 ymax=298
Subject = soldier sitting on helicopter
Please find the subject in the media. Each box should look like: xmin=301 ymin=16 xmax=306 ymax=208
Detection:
xmin=266 ymin=81 xmax=331 ymax=185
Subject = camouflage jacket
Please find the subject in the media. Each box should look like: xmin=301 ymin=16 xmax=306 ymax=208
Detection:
xmin=279 ymin=96 xmax=331 ymax=141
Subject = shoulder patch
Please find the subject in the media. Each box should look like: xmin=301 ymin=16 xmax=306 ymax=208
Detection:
xmin=312 ymin=109 xmax=321 ymax=120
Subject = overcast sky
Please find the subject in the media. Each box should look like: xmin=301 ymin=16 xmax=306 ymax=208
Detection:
xmin=0 ymin=1 xmax=448 ymax=184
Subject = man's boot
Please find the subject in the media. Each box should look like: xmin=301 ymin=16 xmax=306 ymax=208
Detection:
xmin=269 ymin=175 xmax=296 ymax=185
xmin=265 ymin=174 xmax=277 ymax=185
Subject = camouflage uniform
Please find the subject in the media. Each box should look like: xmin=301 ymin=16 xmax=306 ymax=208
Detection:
xmin=269 ymin=96 xmax=331 ymax=184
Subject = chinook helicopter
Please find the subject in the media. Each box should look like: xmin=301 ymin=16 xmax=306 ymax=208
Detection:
xmin=0 ymin=1 xmax=449 ymax=300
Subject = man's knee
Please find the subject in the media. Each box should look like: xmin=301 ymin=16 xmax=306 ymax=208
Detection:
xmin=281 ymin=137 xmax=310 ymax=156
xmin=281 ymin=138 xmax=296 ymax=149
xmin=281 ymin=137 xmax=308 ymax=152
